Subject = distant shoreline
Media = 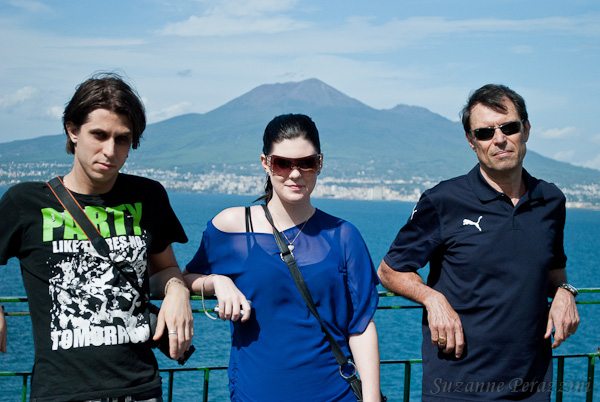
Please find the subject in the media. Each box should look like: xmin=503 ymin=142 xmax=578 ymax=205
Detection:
xmin=1 ymin=166 xmax=599 ymax=211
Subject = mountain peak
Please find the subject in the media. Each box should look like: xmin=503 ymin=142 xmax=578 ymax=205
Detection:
xmin=220 ymin=78 xmax=367 ymax=110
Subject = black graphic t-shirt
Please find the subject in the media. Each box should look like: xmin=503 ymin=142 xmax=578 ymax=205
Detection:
xmin=0 ymin=174 xmax=188 ymax=401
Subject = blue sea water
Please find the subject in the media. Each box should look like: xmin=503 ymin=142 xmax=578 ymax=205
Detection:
xmin=1 ymin=190 xmax=599 ymax=401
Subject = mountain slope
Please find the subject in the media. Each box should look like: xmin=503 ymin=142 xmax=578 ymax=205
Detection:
xmin=1 ymin=78 xmax=599 ymax=190
xmin=126 ymin=79 xmax=477 ymax=179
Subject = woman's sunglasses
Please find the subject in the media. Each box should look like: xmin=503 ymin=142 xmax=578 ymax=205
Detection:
xmin=469 ymin=119 xmax=525 ymax=141
xmin=267 ymin=154 xmax=322 ymax=176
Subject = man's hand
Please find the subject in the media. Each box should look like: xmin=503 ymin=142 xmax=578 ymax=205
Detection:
xmin=153 ymin=281 xmax=193 ymax=360
xmin=545 ymin=288 xmax=579 ymax=348
xmin=149 ymin=247 xmax=194 ymax=360
xmin=378 ymin=262 xmax=465 ymax=358
xmin=424 ymin=292 xmax=465 ymax=358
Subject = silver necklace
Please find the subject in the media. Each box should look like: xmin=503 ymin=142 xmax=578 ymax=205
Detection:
xmin=274 ymin=209 xmax=314 ymax=258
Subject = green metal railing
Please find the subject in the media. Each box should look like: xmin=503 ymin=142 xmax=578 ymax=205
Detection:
xmin=2 ymin=288 xmax=599 ymax=401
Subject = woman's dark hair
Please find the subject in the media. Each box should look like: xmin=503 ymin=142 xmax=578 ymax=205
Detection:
xmin=63 ymin=72 xmax=146 ymax=154
xmin=256 ymin=113 xmax=321 ymax=203
xmin=460 ymin=84 xmax=528 ymax=134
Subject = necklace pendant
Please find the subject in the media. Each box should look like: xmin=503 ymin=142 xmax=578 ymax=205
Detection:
xmin=280 ymin=245 xmax=295 ymax=261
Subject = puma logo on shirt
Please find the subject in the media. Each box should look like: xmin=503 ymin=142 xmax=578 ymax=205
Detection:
xmin=463 ymin=216 xmax=483 ymax=232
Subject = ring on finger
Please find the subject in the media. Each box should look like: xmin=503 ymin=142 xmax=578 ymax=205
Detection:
xmin=438 ymin=336 xmax=446 ymax=344
xmin=168 ymin=330 xmax=177 ymax=335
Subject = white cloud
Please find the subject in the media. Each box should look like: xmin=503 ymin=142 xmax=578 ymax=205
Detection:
xmin=208 ymin=0 xmax=300 ymax=17
xmin=0 ymin=86 xmax=38 ymax=110
xmin=45 ymin=106 xmax=63 ymax=120
xmin=553 ymin=150 xmax=577 ymax=162
xmin=157 ymin=11 xmax=600 ymax=60
xmin=539 ymin=127 xmax=577 ymax=140
xmin=159 ymin=0 xmax=308 ymax=37
xmin=7 ymin=0 xmax=52 ymax=13
xmin=0 ymin=87 xmax=62 ymax=125
xmin=581 ymin=154 xmax=600 ymax=170
xmin=148 ymin=102 xmax=194 ymax=123
xmin=1 ymin=2 xmax=599 ymax=151
xmin=335 ymin=15 xmax=600 ymax=50
xmin=65 ymin=38 xmax=146 ymax=48
xmin=512 ymin=45 xmax=534 ymax=54
xmin=450 ymin=15 xmax=600 ymax=36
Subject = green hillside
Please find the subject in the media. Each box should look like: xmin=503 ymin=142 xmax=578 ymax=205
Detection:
xmin=1 ymin=78 xmax=599 ymax=192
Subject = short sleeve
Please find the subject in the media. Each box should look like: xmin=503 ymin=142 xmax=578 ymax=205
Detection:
xmin=0 ymin=188 xmax=24 ymax=264
xmin=342 ymin=222 xmax=380 ymax=335
xmin=186 ymin=223 xmax=212 ymax=274
xmin=550 ymin=190 xmax=567 ymax=270
xmin=383 ymin=192 xmax=442 ymax=272
xmin=186 ymin=221 xmax=234 ymax=275
xmin=146 ymin=181 xmax=188 ymax=254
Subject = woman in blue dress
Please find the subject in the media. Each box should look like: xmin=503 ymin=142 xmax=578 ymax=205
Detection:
xmin=183 ymin=114 xmax=381 ymax=402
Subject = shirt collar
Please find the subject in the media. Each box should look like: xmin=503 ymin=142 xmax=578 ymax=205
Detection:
xmin=467 ymin=164 xmax=545 ymax=203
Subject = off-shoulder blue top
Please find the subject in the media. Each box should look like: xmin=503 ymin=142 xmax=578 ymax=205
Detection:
xmin=187 ymin=208 xmax=379 ymax=402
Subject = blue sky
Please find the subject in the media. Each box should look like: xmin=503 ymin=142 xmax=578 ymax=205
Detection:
xmin=1 ymin=0 xmax=599 ymax=170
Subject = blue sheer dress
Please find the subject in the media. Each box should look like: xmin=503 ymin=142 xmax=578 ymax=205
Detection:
xmin=187 ymin=209 xmax=379 ymax=402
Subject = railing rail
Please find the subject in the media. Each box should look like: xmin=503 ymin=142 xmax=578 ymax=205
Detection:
xmin=2 ymin=288 xmax=599 ymax=401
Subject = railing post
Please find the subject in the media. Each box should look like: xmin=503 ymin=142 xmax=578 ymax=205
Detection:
xmin=203 ymin=368 xmax=211 ymax=402
xmin=167 ymin=371 xmax=174 ymax=402
xmin=586 ymin=354 xmax=596 ymax=402
xmin=21 ymin=374 xmax=28 ymax=402
xmin=403 ymin=361 xmax=411 ymax=402
xmin=556 ymin=356 xmax=564 ymax=402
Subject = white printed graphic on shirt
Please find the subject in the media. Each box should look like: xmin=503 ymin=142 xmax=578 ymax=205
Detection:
xmin=48 ymin=235 xmax=150 ymax=351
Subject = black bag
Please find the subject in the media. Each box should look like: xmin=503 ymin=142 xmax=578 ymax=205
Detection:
xmin=261 ymin=205 xmax=386 ymax=401
xmin=47 ymin=177 xmax=194 ymax=365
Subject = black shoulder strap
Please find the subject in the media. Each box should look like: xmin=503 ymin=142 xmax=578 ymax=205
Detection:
xmin=263 ymin=204 xmax=372 ymax=399
xmin=46 ymin=177 xmax=144 ymax=296
xmin=245 ymin=206 xmax=254 ymax=233
xmin=261 ymin=204 xmax=350 ymax=365
xmin=47 ymin=177 xmax=111 ymax=257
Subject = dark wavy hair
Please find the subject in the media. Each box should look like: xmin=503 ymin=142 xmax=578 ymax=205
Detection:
xmin=256 ymin=114 xmax=321 ymax=203
xmin=460 ymin=84 xmax=528 ymax=134
xmin=63 ymin=72 xmax=146 ymax=154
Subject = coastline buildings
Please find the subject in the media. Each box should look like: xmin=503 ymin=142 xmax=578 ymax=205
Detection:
xmin=2 ymin=162 xmax=598 ymax=209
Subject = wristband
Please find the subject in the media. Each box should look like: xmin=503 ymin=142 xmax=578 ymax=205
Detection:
xmin=201 ymin=274 xmax=218 ymax=320
xmin=164 ymin=278 xmax=185 ymax=296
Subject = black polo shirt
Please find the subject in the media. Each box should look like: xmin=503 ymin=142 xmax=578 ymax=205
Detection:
xmin=384 ymin=165 xmax=566 ymax=401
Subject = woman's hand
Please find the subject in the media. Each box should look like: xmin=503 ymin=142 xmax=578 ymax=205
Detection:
xmin=208 ymin=275 xmax=252 ymax=322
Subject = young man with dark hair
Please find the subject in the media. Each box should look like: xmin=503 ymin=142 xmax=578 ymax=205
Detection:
xmin=0 ymin=73 xmax=193 ymax=401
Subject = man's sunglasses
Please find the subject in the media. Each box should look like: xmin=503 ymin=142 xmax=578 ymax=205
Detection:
xmin=267 ymin=154 xmax=322 ymax=176
xmin=469 ymin=119 xmax=525 ymax=141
